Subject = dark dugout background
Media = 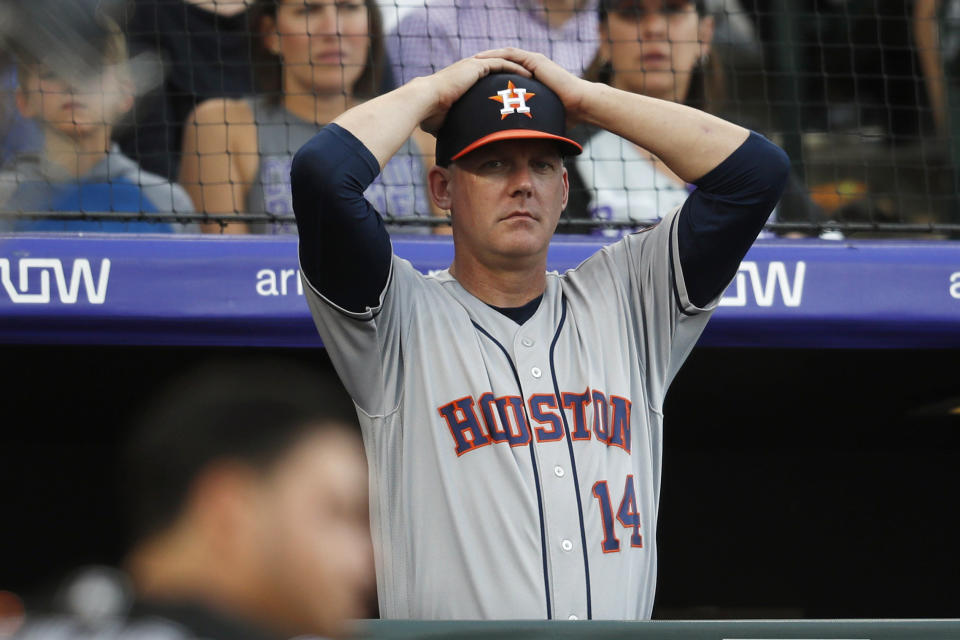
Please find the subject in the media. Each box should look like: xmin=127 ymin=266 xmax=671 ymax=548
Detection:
xmin=2 ymin=344 xmax=957 ymax=618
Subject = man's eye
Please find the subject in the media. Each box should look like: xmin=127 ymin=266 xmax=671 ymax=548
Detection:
xmin=482 ymin=159 xmax=505 ymax=169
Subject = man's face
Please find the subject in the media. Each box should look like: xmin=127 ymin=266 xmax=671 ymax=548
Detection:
xmin=434 ymin=139 xmax=569 ymax=268
xmin=251 ymin=428 xmax=374 ymax=638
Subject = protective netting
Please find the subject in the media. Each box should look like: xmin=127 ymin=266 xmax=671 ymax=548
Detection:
xmin=0 ymin=0 xmax=957 ymax=237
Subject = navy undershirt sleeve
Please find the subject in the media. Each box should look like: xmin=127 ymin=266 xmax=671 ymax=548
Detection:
xmin=291 ymin=123 xmax=392 ymax=313
xmin=678 ymin=131 xmax=790 ymax=308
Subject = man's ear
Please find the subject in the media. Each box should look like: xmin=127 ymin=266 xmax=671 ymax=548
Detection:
xmin=428 ymin=164 xmax=453 ymax=212
xmin=560 ymin=165 xmax=569 ymax=210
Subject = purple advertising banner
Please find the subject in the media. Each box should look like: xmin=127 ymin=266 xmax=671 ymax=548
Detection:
xmin=1 ymin=233 xmax=958 ymax=349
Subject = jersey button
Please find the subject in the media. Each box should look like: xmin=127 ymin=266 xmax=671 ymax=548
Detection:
xmin=561 ymin=539 xmax=573 ymax=552
xmin=554 ymin=465 xmax=565 ymax=478
xmin=568 ymin=615 xmax=579 ymax=620
xmin=531 ymin=367 xmax=542 ymax=378
xmin=521 ymin=337 xmax=534 ymax=347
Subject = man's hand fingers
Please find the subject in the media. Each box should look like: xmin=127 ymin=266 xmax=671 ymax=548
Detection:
xmin=473 ymin=47 xmax=540 ymax=66
xmin=473 ymin=56 xmax=531 ymax=78
xmin=474 ymin=48 xmax=567 ymax=88
xmin=473 ymin=48 xmax=558 ymax=79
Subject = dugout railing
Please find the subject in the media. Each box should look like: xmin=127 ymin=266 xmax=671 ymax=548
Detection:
xmin=356 ymin=618 xmax=960 ymax=639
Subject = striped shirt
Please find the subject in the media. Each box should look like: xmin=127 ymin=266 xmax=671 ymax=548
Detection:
xmin=387 ymin=0 xmax=599 ymax=85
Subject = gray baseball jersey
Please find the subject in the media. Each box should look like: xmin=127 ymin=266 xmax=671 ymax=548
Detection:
xmin=304 ymin=204 xmax=716 ymax=620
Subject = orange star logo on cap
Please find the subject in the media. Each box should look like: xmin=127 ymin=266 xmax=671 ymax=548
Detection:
xmin=489 ymin=81 xmax=535 ymax=120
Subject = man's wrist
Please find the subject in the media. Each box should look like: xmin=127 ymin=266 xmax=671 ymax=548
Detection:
xmin=400 ymin=76 xmax=441 ymax=115
xmin=574 ymin=81 xmax=619 ymax=128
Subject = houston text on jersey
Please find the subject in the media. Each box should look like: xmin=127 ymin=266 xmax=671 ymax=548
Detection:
xmin=437 ymin=388 xmax=632 ymax=456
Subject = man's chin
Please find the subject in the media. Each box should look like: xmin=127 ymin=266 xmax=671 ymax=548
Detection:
xmin=494 ymin=236 xmax=550 ymax=261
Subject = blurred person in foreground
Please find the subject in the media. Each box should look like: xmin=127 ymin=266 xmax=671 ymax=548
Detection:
xmin=180 ymin=0 xmax=433 ymax=234
xmin=0 ymin=1 xmax=194 ymax=232
xmin=122 ymin=359 xmax=374 ymax=638
xmin=14 ymin=358 xmax=374 ymax=639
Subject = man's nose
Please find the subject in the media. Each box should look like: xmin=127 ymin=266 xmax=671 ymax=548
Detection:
xmin=509 ymin=164 xmax=534 ymax=197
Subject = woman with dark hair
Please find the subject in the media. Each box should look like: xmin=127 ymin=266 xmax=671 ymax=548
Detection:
xmin=180 ymin=0 xmax=429 ymax=233
xmin=567 ymin=0 xmax=821 ymax=236
xmin=567 ymin=0 xmax=717 ymax=233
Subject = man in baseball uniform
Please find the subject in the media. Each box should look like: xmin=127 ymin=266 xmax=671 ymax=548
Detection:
xmin=292 ymin=47 xmax=788 ymax=620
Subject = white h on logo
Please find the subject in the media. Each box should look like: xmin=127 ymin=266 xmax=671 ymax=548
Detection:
xmin=497 ymin=87 xmax=531 ymax=116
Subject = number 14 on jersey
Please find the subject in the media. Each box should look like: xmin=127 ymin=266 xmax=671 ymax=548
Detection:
xmin=592 ymin=475 xmax=644 ymax=553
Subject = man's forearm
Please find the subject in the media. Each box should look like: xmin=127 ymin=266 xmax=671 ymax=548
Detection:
xmin=332 ymin=78 xmax=438 ymax=169
xmin=577 ymin=83 xmax=749 ymax=183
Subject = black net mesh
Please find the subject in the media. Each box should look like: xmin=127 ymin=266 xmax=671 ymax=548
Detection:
xmin=0 ymin=0 xmax=957 ymax=237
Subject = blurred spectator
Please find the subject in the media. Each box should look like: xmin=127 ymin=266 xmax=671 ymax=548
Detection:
xmin=0 ymin=54 xmax=42 ymax=167
xmin=13 ymin=358 xmax=374 ymax=639
xmin=180 ymin=0 xmax=432 ymax=234
xmin=0 ymin=5 xmax=194 ymax=232
xmin=566 ymin=0 xmax=824 ymax=236
xmin=386 ymin=0 xmax=600 ymax=87
xmin=1 ymin=0 xmax=112 ymax=166
xmin=917 ymin=0 xmax=950 ymax=136
xmin=916 ymin=0 xmax=960 ymax=225
xmin=115 ymin=0 xmax=257 ymax=182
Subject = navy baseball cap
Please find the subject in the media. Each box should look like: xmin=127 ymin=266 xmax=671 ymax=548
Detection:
xmin=435 ymin=73 xmax=583 ymax=167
